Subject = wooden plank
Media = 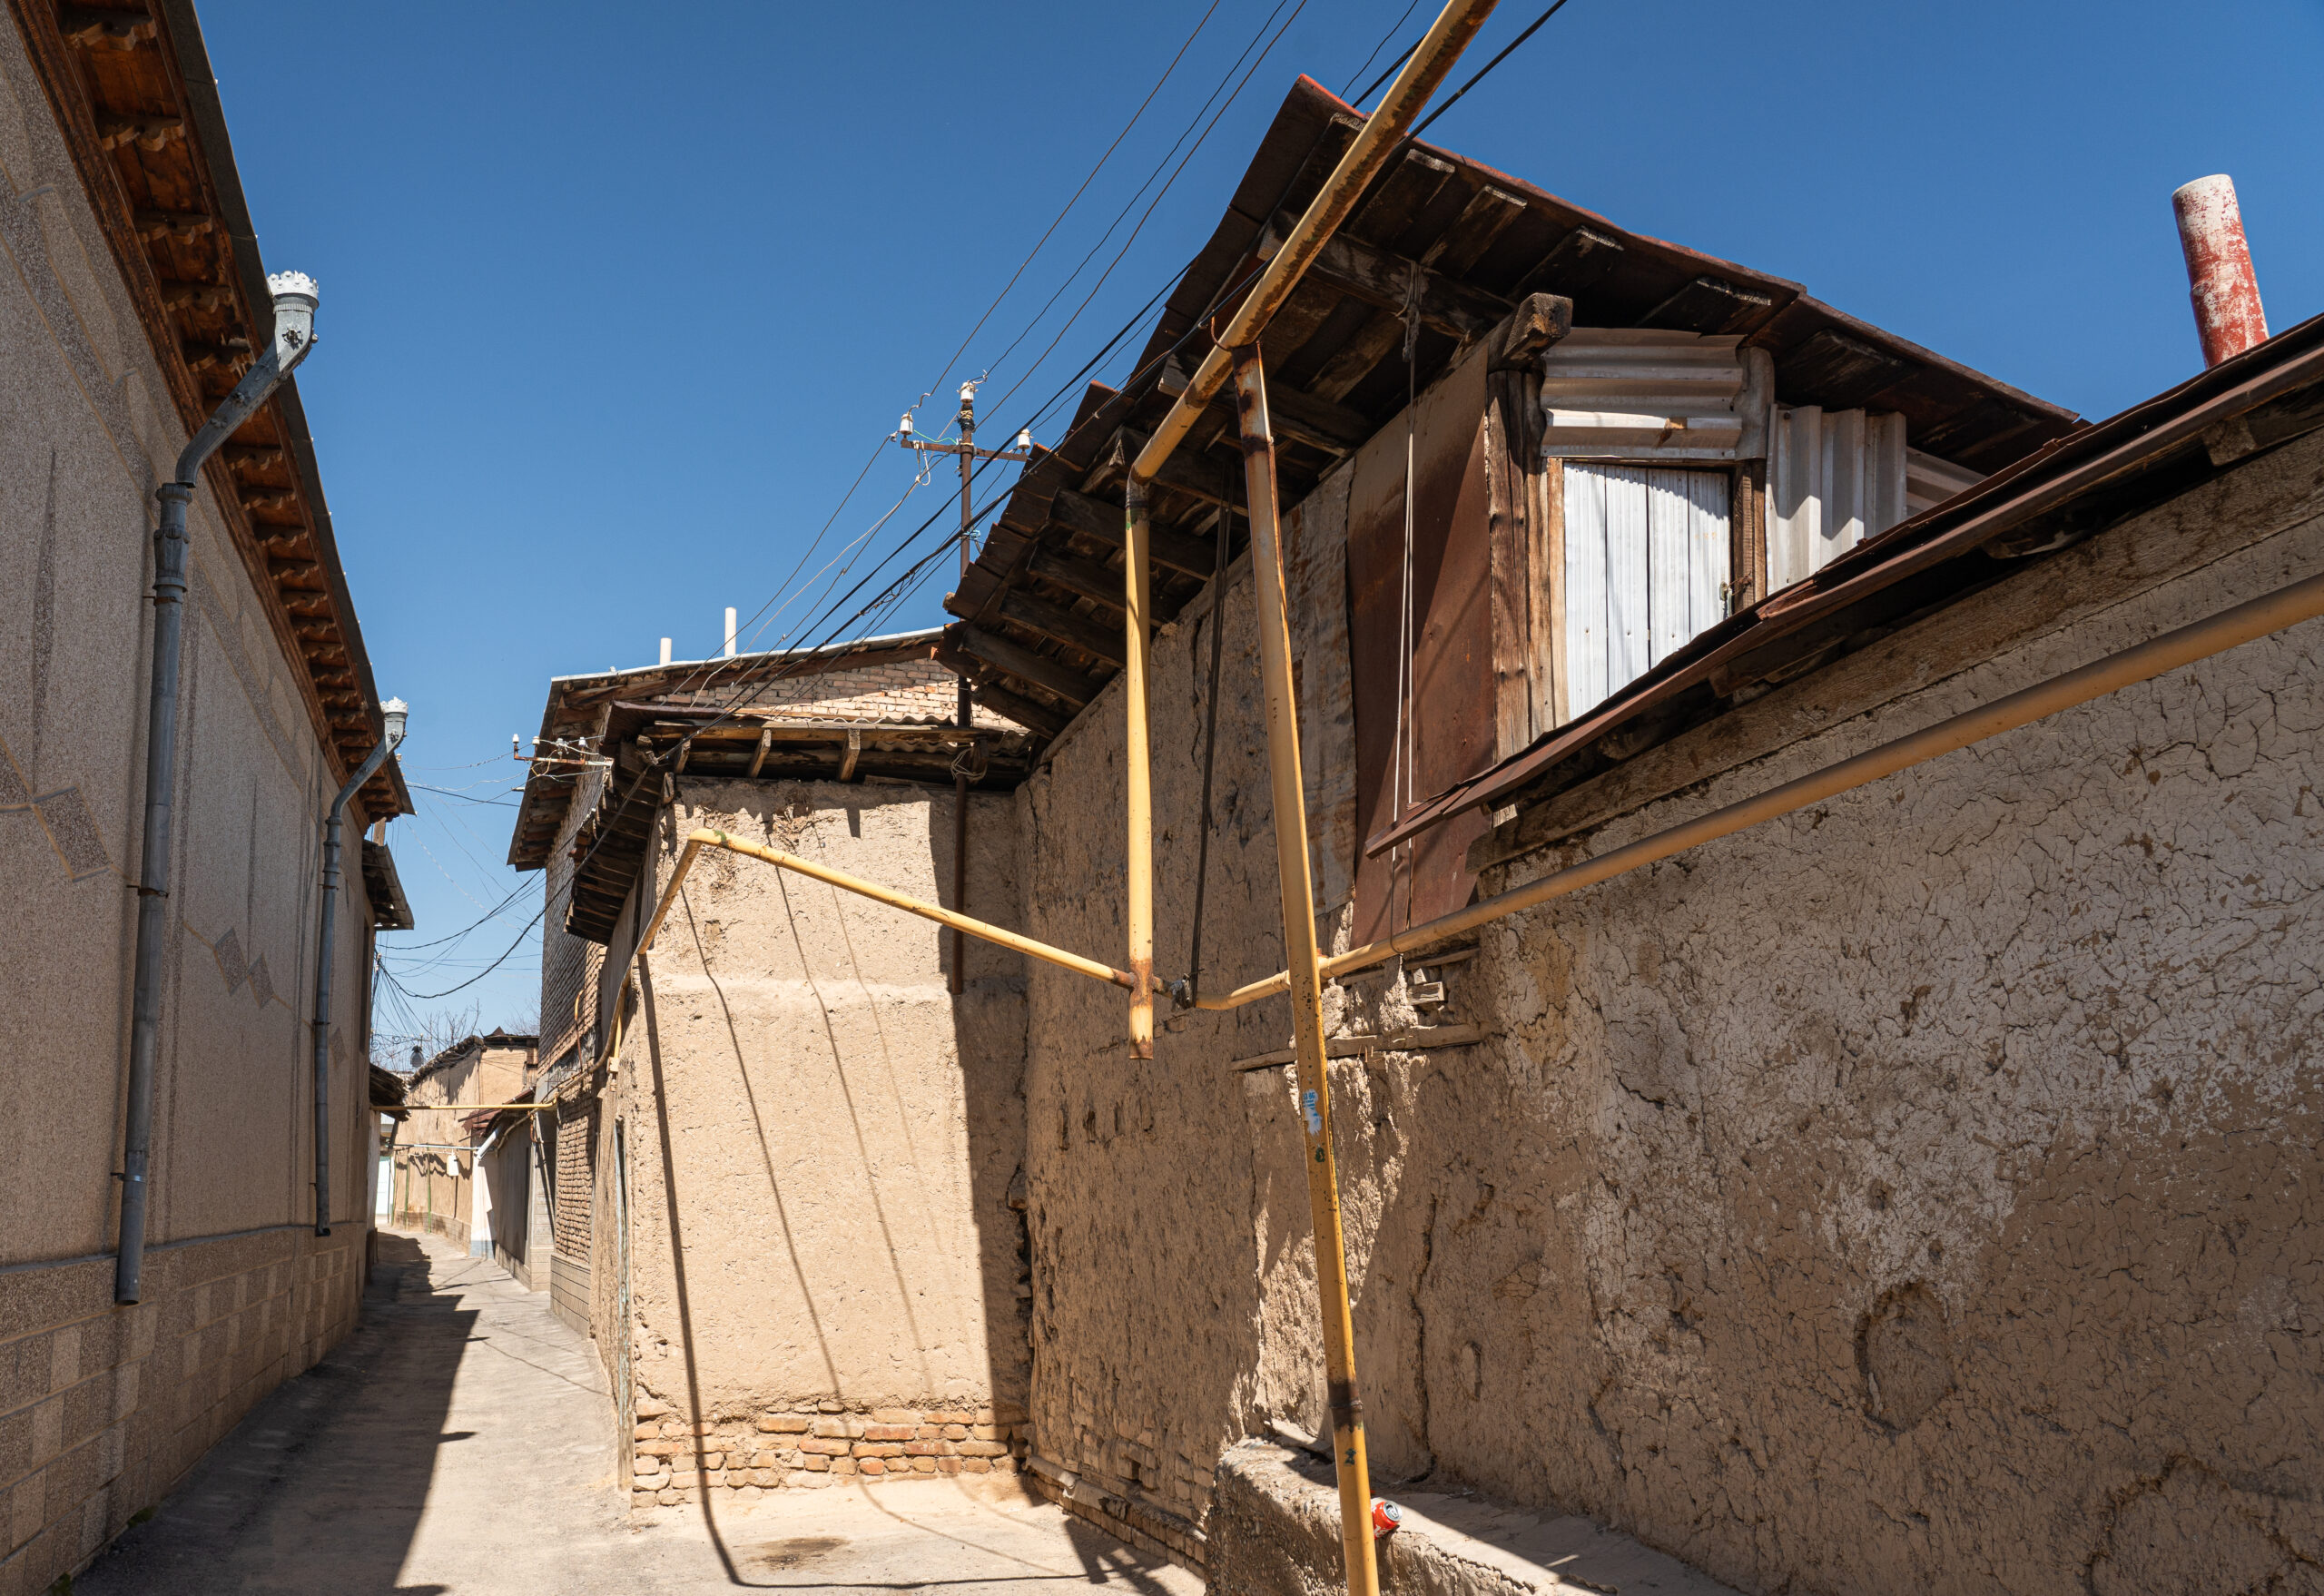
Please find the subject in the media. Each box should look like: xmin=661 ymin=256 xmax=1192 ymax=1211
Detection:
xmin=1049 ymin=486 xmax=1216 ymax=578
xmin=1511 ymin=226 xmax=1626 ymax=302
xmin=1228 ymin=1022 xmax=1484 ymax=1072
xmin=1645 ymin=470 xmax=1691 ymax=667
xmin=1639 ymin=275 xmax=1777 ymax=336
xmin=1485 ymin=369 xmax=1534 ymax=762
xmin=1418 ymin=185 xmax=1529 ymax=277
xmin=1604 ymin=466 xmax=1650 ymax=695
xmin=1562 ymin=463 xmax=1608 ymax=716
xmin=1305 ymin=308 xmax=1405 ymax=407
xmin=1536 ymin=419 xmax=1566 ymax=731
xmin=1027 ymin=547 xmax=1127 ymax=613
xmin=1686 ymin=469 xmax=1731 ymax=642
xmin=948 ymin=624 xmax=1100 ymax=707
xmin=1000 ymin=587 xmax=1124 ymax=665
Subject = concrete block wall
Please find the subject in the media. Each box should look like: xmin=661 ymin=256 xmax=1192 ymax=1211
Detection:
xmin=627 ymin=1396 xmax=1030 ymax=1509
xmin=0 ymin=1227 xmax=364 ymax=1596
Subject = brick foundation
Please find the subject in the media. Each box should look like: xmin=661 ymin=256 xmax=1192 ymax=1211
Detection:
xmin=626 ymin=1395 xmax=1031 ymax=1511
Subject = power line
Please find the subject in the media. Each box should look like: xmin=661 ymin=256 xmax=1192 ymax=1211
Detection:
xmin=914 ymin=0 xmax=1226 ymax=409
xmin=981 ymin=0 xmax=1312 ymax=419
xmin=1406 ymin=0 xmax=1578 ymax=143
xmin=1340 ymin=0 xmax=1423 ymax=102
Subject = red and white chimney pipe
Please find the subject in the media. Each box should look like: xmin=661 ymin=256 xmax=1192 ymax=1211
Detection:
xmin=2171 ymin=174 xmax=2268 ymax=368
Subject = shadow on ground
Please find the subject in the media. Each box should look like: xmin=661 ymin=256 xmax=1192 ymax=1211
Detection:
xmin=80 ymin=1231 xmax=468 ymax=1594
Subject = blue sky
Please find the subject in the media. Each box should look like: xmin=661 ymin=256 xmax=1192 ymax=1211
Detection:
xmin=195 ymin=0 xmax=2324 ymax=1050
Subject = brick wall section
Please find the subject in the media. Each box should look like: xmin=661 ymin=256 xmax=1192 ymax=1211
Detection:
xmin=551 ymin=1091 xmax=596 ymax=1260
xmin=538 ymin=764 xmax=606 ymax=1070
xmin=625 ymin=1397 xmax=1031 ymax=1510
xmin=675 ymin=658 xmax=1019 ymax=730
xmin=0 ymin=1227 xmax=364 ymax=1596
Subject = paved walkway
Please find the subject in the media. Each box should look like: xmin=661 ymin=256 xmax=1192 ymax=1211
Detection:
xmin=80 ymin=1230 xmax=1199 ymax=1595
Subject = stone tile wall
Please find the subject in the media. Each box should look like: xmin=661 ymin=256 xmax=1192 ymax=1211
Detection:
xmin=627 ymin=1396 xmax=1030 ymax=1510
xmin=0 ymin=1225 xmax=364 ymax=1596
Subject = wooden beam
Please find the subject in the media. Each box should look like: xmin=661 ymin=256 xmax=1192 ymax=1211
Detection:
xmin=1026 ymin=547 xmax=1127 ymax=613
xmin=838 ymin=729 xmax=862 ymax=783
xmin=1000 ymin=588 xmax=1124 ymax=665
xmin=966 ymin=679 xmax=1070 ymax=742
xmin=60 ymin=6 xmax=159 ymax=49
xmin=1049 ymin=487 xmax=1216 ymax=579
xmin=1262 ymin=213 xmax=1512 ymax=341
xmin=1488 ymin=292 xmax=1574 ymax=373
xmin=1200 ymin=381 xmax=1372 ymax=458
xmin=747 ymin=727 xmax=772 ymax=776
xmin=1088 ymin=428 xmax=1246 ymax=513
xmin=946 ymin=625 xmax=1101 ymax=708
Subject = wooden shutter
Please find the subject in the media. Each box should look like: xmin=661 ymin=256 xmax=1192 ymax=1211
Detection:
xmin=1560 ymin=464 xmax=1731 ymax=722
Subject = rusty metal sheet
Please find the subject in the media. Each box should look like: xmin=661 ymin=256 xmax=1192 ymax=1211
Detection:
xmin=1348 ymin=346 xmax=1495 ymax=941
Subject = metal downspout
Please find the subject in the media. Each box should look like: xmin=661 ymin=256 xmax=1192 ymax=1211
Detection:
xmin=115 ymin=271 xmax=322 ymax=1305
xmin=310 ymin=700 xmax=407 ymax=1235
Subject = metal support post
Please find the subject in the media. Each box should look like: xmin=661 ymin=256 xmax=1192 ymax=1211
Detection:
xmin=1123 ymin=474 xmax=1156 ymax=1059
xmin=1231 ymin=342 xmax=1378 ymax=1596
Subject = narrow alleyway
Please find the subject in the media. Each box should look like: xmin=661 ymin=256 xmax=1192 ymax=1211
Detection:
xmin=77 ymin=1232 xmax=1198 ymax=1595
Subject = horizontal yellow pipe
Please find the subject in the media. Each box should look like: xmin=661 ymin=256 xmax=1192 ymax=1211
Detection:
xmin=1200 ymin=570 xmax=2324 ymax=1010
xmin=690 ymin=829 xmax=1148 ymax=992
xmin=391 ymin=1104 xmax=554 ymax=1113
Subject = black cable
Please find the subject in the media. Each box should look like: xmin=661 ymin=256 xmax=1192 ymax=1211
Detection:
xmin=1406 ymin=0 xmax=1577 ymax=143
xmin=1181 ymin=455 xmax=1236 ymax=1007
xmin=1344 ymin=4 xmax=1423 ymax=104
xmin=981 ymin=0 xmax=1311 ymax=419
xmin=921 ymin=0 xmax=1226 ymax=405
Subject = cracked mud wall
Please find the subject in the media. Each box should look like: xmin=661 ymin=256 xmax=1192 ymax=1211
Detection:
xmin=1019 ymin=460 xmax=1373 ymax=1527
xmin=618 ymin=780 xmax=1030 ymax=1424
xmin=1021 ymin=411 xmax=2324 ymax=1591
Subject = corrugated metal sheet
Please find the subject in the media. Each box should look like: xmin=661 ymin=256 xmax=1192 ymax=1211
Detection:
xmin=1367 ymin=307 xmax=2324 ymax=860
xmin=1541 ymin=330 xmax=1770 ymax=461
xmin=1905 ymin=447 xmax=1984 ymax=517
xmin=1561 ymin=465 xmax=1731 ymax=720
xmin=1768 ymin=406 xmax=1909 ymax=587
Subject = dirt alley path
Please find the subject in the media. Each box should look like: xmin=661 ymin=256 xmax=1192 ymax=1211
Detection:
xmin=76 ymin=1229 xmax=1200 ymax=1595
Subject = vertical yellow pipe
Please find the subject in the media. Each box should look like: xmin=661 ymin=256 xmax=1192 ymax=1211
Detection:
xmin=1231 ymin=343 xmax=1378 ymax=1596
xmin=1124 ymin=475 xmax=1156 ymax=1059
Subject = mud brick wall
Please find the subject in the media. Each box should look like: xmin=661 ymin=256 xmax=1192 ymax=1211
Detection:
xmin=1011 ymin=395 xmax=2324 ymax=1590
xmin=627 ymin=1397 xmax=1030 ymax=1507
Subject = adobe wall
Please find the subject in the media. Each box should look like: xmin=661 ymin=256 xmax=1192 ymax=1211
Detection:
xmin=615 ymin=778 xmax=1033 ymax=1507
xmin=1016 ymin=412 xmax=2324 ymax=1592
xmin=0 ymin=21 xmax=382 ymax=1593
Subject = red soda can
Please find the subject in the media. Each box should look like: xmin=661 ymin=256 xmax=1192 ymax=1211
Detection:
xmin=1371 ymin=1498 xmax=1403 ymax=1539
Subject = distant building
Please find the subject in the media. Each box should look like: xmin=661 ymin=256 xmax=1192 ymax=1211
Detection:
xmin=507 ymin=632 xmax=1040 ymax=1494
xmin=386 ymin=1031 xmax=538 ymax=1268
xmin=0 ymin=6 xmax=409 ymax=1590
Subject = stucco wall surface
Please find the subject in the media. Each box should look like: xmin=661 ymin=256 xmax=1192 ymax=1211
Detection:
xmin=1018 ymin=403 xmax=2324 ymax=1591
xmin=619 ymin=779 xmax=1031 ymax=1424
xmin=0 ymin=18 xmax=379 ymax=1271
xmin=0 ymin=24 xmax=383 ymax=1587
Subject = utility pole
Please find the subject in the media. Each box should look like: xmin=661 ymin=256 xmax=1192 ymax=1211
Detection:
xmin=900 ymin=382 xmax=1031 ymax=992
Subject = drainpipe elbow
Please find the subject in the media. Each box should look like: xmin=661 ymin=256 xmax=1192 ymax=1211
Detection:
xmin=173 ymin=271 xmax=320 ymax=485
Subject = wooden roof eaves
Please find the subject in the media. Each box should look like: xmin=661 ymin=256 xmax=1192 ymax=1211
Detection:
xmin=506 ymin=629 xmax=957 ymax=871
xmin=5 ymin=0 xmax=407 ymax=818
